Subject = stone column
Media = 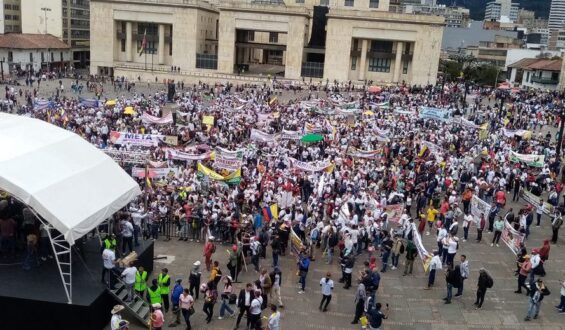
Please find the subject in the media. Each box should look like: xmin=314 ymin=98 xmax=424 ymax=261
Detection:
xmin=218 ymin=13 xmax=236 ymax=74
xmin=125 ymin=21 xmax=132 ymax=62
xmin=158 ymin=24 xmax=165 ymax=65
xmin=358 ymin=39 xmax=368 ymax=81
xmin=394 ymin=41 xmax=403 ymax=82
xmin=285 ymin=16 xmax=306 ymax=79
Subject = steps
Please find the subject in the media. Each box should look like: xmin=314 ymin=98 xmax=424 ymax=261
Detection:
xmin=107 ymin=281 xmax=150 ymax=327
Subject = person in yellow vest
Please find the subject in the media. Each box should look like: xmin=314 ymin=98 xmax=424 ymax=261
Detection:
xmin=104 ymin=234 xmax=117 ymax=252
xmin=158 ymin=268 xmax=171 ymax=313
xmin=134 ymin=266 xmax=148 ymax=297
xmin=147 ymin=279 xmax=162 ymax=305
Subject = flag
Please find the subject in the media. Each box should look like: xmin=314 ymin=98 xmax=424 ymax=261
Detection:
xmin=418 ymin=145 xmax=429 ymax=158
xmin=262 ymin=204 xmax=278 ymax=222
xmin=138 ymin=29 xmax=147 ymax=57
xmin=270 ymin=204 xmax=278 ymax=220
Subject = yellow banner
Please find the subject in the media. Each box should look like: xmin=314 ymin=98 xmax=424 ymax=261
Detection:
xmin=203 ymin=115 xmax=215 ymax=126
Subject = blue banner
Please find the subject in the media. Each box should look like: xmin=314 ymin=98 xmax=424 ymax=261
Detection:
xmin=419 ymin=107 xmax=451 ymax=122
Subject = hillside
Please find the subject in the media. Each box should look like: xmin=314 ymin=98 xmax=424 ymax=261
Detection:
xmin=437 ymin=0 xmax=551 ymax=21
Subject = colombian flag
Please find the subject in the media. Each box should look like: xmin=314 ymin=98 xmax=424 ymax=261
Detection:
xmin=262 ymin=204 xmax=278 ymax=222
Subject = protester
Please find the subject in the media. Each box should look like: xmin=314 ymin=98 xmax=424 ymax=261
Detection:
xmin=110 ymin=305 xmax=128 ymax=330
xmin=179 ymin=288 xmax=194 ymax=330
xmin=319 ymin=272 xmax=334 ymax=312
xmin=151 ymin=303 xmax=165 ymax=330
xmin=525 ymin=279 xmax=550 ymax=321
xmin=474 ymin=268 xmax=493 ymax=309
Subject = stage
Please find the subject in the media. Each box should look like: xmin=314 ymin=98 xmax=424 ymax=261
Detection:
xmin=0 ymin=238 xmax=154 ymax=330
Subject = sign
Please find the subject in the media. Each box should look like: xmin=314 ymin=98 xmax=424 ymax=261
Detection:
xmin=109 ymin=131 xmax=163 ymax=147
xmin=413 ymin=230 xmax=432 ymax=272
xmin=132 ymin=167 xmax=178 ymax=178
xmin=214 ymin=153 xmax=243 ymax=171
xmin=470 ymin=195 xmax=491 ymax=220
xmin=167 ymin=149 xmax=212 ymax=161
xmin=419 ymin=107 xmax=451 ymax=122
xmin=290 ymin=228 xmax=304 ymax=256
xmin=280 ymin=130 xmax=303 ymax=140
xmin=288 ymin=157 xmax=332 ymax=172
xmin=250 ymin=128 xmax=276 ymax=142
xmin=141 ymin=112 xmax=174 ymax=125
xmin=197 ymin=162 xmax=241 ymax=184
xmin=509 ymin=151 xmax=545 ymax=168
xmin=348 ymin=147 xmax=383 ymax=159
xmin=383 ymin=204 xmax=405 ymax=224
xmin=451 ymin=116 xmax=479 ymax=129
xmin=164 ymin=135 xmax=178 ymax=146
xmin=202 ymin=115 xmax=215 ymax=126
xmin=501 ymin=220 xmax=525 ymax=255
xmin=521 ymin=190 xmax=553 ymax=215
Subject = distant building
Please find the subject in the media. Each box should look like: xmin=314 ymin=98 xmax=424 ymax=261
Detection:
xmin=0 ymin=0 xmax=21 ymax=33
xmin=442 ymin=21 xmax=518 ymax=53
xmin=484 ymin=0 xmax=519 ymax=23
xmin=403 ymin=4 xmax=470 ymax=28
xmin=508 ymin=58 xmax=562 ymax=90
xmin=476 ymin=35 xmax=524 ymax=67
xmin=549 ymin=0 xmax=565 ymax=49
xmin=0 ymin=33 xmax=71 ymax=74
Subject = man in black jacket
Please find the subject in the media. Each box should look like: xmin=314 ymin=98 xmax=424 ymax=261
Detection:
xmin=235 ymin=283 xmax=253 ymax=329
xmin=474 ymin=268 xmax=492 ymax=309
xmin=443 ymin=264 xmax=462 ymax=304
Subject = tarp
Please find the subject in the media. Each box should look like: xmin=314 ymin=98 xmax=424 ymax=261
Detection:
xmin=0 ymin=113 xmax=141 ymax=245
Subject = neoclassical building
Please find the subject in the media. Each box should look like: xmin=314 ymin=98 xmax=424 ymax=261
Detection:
xmin=90 ymin=0 xmax=444 ymax=85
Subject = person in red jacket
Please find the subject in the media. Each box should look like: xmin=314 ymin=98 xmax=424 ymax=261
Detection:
xmin=476 ymin=213 xmax=486 ymax=243
xmin=203 ymin=236 xmax=216 ymax=271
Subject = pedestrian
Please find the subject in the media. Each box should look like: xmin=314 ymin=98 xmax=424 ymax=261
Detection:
xmin=319 ymin=272 xmax=334 ymax=312
xmin=366 ymin=302 xmax=389 ymax=330
xmin=102 ymin=244 xmax=117 ymax=289
xmin=463 ymin=212 xmax=472 ymax=242
xmin=158 ymin=268 xmax=171 ymax=312
xmin=298 ymin=250 xmax=310 ymax=294
xmin=403 ymin=239 xmax=417 ymax=276
xmin=536 ymin=199 xmax=544 ymax=227
xmin=203 ymin=236 xmax=216 ymax=271
xmin=491 ymin=216 xmax=504 ymax=247
xmin=218 ymin=276 xmax=235 ymax=319
xmin=390 ymin=234 xmax=403 ymax=270
xmin=120 ymin=262 xmax=137 ymax=302
xmin=443 ymin=264 xmax=461 ymax=304
xmin=203 ymin=280 xmax=218 ymax=323
xmin=269 ymin=266 xmax=284 ymax=308
xmin=529 ymin=249 xmax=542 ymax=285
xmin=351 ymin=282 xmax=366 ymax=324
xmin=455 ymin=255 xmax=469 ymax=297
xmin=380 ymin=231 xmax=392 ymax=272
xmin=551 ymin=211 xmax=563 ymax=244
xmin=110 ymin=305 xmax=128 ymax=330
xmin=189 ymin=261 xmax=201 ymax=300
xmin=525 ymin=279 xmax=550 ymax=321
xmin=169 ymin=278 xmax=184 ymax=327
xmin=476 ymin=213 xmax=485 ymax=243
xmin=249 ymin=290 xmax=263 ymax=330
xmin=235 ymin=283 xmax=253 ymax=329
xmin=443 ymin=234 xmax=458 ymax=266
xmin=151 ymin=303 xmax=165 ymax=330
xmin=147 ymin=279 xmax=162 ymax=305
xmin=515 ymin=254 xmax=531 ymax=294
xmin=134 ymin=266 xmax=148 ymax=298
xmin=555 ymin=276 xmax=565 ymax=313
xmin=121 ymin=217 xmax=134 ymax=254
xmin=179 ymin=288 xmax=194 ymax=330
xmin=267 ymin=304 xmax=281 ymax=330
xmin=250 ymin=236 xmax=261 ymax=272
xmin=425 ymin=250 xmax=442 ymax=289
xmin=474 ymin=268 xmax=493 ymax=309
xmin=342 ymin=254 xmax=354 ymax=289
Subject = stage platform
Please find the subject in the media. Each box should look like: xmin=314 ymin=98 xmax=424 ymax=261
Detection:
xmin=0 ymin=238 xmax=154 ymax=330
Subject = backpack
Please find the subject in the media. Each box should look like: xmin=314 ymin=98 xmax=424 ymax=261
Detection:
xmin=485 ymin=274 xmax=494 ymax=288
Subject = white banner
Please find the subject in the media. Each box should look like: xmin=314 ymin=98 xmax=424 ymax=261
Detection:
xmin=215 ymin=147 xmax=244 ymax=159
xmin=521 ymin=190 xmax=553 ymax=215
xmin=501 ymin=219 xmax=525 ymax=255
xmin=451 ymin=116 xmax=479 ymax=129
xmin=132 ymin=167 xmax=178 ymax=178
xmin=502 ymin=128 xmax=530 ymax=138
xmin=250 ymin=128 xmax=277 ymax=142
xmin=109 ymin=131 xmax=163 ymax=147
xmin=419 ymin=107 xmax=451 ymax=122
xmin=288 ymin=157 xmax=331 ymax=172
xmin=509 ymin=151 xmax=545 ymax=167
xmin=214 ymin=153 xmax=243 ymax=171
xmin=280 ymin=130 xmax=303 ymax=140
xmin=141 ymin=112 xmax=174 ymax=125
xmin=470 ymin=195 xmax=491 ymax=220
xmin=168 ymin=149 xmax=212 ymax=161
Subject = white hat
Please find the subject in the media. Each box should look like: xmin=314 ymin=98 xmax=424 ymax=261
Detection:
xmin=152 ymin=303 xmax=162 ymax=309
xmin=193 ymin=260 xmax=201 ymax=266
xmin=111 ymin=305 xmax=125 ymax=314
xmin=208 ymin=236 xmax=215 ymax=240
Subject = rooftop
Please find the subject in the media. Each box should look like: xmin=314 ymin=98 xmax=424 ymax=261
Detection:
xmin=508 ymin=58 xmax=562 ymax=71
xmin=0 ymin=34 xmax=70 ymax=50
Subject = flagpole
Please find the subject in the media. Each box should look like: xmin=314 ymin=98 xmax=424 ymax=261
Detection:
xmin=145 ymin=47 xmax=147 ymax=71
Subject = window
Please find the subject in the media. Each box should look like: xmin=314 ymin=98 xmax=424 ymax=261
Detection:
xmin=369 ymin=0 xmax=379 ymax=8
xmin=8 ymin=51 xmax=13 ymax=62
xmin=351 ymin=57 xmax=357 ymax=70
xmin=368 ymin=58 xmax=391 ymax=72
xmin=60 ymin=52 xmax=63 ymax=61
xmin=296 ymin=0 xmax=305 ymax=3
xmin=370 ymin=40 xmax=393 ymax=53
xmin=269 ymin=32 xmax=278 ymax=43
xmin=526 ymin=71 xmax=530 ymax=82
xmin=344 ymin=0 xmax=354 ymax=7
xmin=169 ymin=26 xmax=173 ymax=56
xmin=13 ymin=4 xmax=19 ymax=10
xmin=403 ymin=62 xmax=408 ymax=74
xmin=121 ymin=38 xmax=126 ymax=52
xmin=4 ymin=4 xmax=11 ymax=9
xmin=5 ymin=25 xmax=11 ymax=32
xmin=137 ymin=22 xmax=158 ymax=54
xmin=552 ymin=72 xmax=559 ymax=81
xmin=12 ymin=15 xmax=18 ymax=21
xmin=248 ymin=31 xmax=254 ymax=41
xmin=29 ymin=52 xmax=33 ymax=62
xmin=4 ymin=15 xmax=11 ymax=20
xmin=41 ymin=52 xmax=44 ymax=63
xmin=320 ymin=0 xmax=329 ymax=5
xmin=51 ymin=52 xmax=54 ymax=62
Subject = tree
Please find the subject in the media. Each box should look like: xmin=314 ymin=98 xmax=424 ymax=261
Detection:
xmin=466 ymin=64 xmax=500 ymax=86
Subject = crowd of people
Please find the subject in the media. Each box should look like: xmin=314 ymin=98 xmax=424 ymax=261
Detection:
xmin=2 ymin=75 xmax=565 ymax=329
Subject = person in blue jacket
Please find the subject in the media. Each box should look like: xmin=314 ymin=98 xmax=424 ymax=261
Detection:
xmin=298 ymin=250 xmax=310 ymax=294
xmin=169 ymin=278 xmax=184 ymax=327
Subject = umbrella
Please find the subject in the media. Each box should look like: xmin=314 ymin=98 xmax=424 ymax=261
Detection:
xmin=105 ymin=99 xmax=117 ymax=106
xmin=301 ymin=133 xmax=323 ymax=143
xmin=123 ymin=106 xmax=136 ymax=115
xmin=368 ymin=86 xmax=382 ymax=93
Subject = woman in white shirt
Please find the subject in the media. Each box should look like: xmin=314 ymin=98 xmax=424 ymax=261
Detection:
xmin=179 ymin=288 xmax=194 ymax=330
xmin=267 ymin=304 xmax=281 ymax=330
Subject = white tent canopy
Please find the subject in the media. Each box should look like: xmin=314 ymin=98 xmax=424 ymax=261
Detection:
xmin=0 ymin=113 xmax=141 ymax=245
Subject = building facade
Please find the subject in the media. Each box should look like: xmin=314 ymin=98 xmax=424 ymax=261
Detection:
xmin=90 ymin=0 xmax=444 ymax=85
xmin=484 ymin=0 xmax=519 ymax=22
xmin=549 ymin=0 xmax=565 ymax=49
xmin=0 ymin=0 xmax=21 ymax=33
xmin=403 ymin=4 xmax=469 ymax=28
xmin=508 ymin=58 xmax=561 ymax=90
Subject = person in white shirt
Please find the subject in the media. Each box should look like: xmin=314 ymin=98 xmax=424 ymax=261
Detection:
xmin=121 ymin=263 xmax=137 ymax=302
xmin=319 ymin=272 xmax=334 ymax=312
xmin=102 ymin=248 xmax=116 ymax=289
xmin=425 ymin=251 xmax=443 ymax=289
xmin=121 ymin=218 xmax=134 ymax=254
xmin=436 ymin=226 xmax=448 ymax=260
xmin=267 ymin=305 xmax=281 ymax=330
xmin=110 ymin=305 xmax=128 ymax=330
xmin=249 ymin=290 xmax=263 ymax=328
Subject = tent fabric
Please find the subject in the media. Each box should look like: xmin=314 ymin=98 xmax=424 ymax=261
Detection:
xmin=0 ymin=113 xmax=141 ymax=245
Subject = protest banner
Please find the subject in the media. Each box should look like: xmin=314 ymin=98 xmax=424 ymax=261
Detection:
xmin=197 ymin=162 xmax=241 ymax=184
xmin=214 ymin=153 xmax=243 ymax=171
xmin=347 ymin=147 xmax=383 ymax=159
xmin=470 ymin=195 xmax=491 ymax=220
xmin=393 ymin=107 xmax=415 ymax=116
xmin=109 ymin=131 xmax=163 ymax=147
xmin=419 ymin=107 xmax=451 ymax=122
xmin=141 ymin=112 xmax=173 ymax=125
xmin=164 ymin=135 xmax=178 ymax=146
xmin=290 ymin=228 xmax=304 ymax=256
xmin=250 ymin=128 xmax=276 ymax=142
xmin=451 ymin=116 xmax=479 ymax=129
xmin=521 ymin=190 xmax=553 ymax=215
xmin=288 ymin=157 xmax=332 ymax=172
xmin=383 ymin=204 xmax=405 ymax=223
xmin=132 ymin=167 xmax=178 ymax=178
xmin=509 ymin=151 xmax=545 ymax=168
xmin=413 ymin=230 xmax=433 ymax=271
xmin=167 ymin=149 xmax=212 ymax=161
xmin=501 ymin=220 xmax=525 ymax=255
xmin=280 ymin=130 xmax=303 ymax=140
